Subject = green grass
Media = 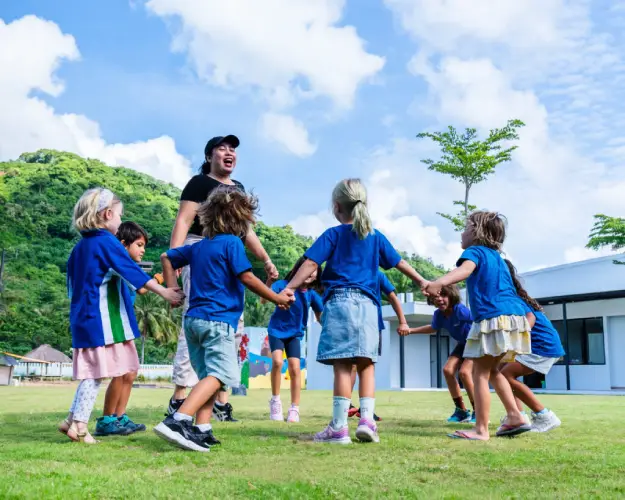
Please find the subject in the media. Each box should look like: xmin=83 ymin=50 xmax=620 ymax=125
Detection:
xmin=1 ymin=386 xmax=624 ymax=499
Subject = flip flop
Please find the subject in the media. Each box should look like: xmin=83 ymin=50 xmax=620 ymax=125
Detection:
xmin=496 ymin=423 xmax=531 ymax=437
xmin=447 ymin=430 xmax=484 ymax=441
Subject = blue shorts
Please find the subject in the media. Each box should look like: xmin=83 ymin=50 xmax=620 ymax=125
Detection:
xmin=184 ymin=317 xmax=240 ymax=390
xmin=317 ymin=288 xmax=379 ymax=365
xmin=268 ymin=334 xmax=302 ymax=359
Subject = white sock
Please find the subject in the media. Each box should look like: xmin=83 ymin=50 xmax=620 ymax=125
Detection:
xmin=271 ymin=395 xmax=281 ymax=402
xmin=195 ymin=423 xmax=212 ymax=432
xmin=173 ymin=412 xmax=192 ymax=422
xmin=359 ymin=397 xmax=375 ymax=421
xmin=290 ymin=403 xmax=299 ymax=408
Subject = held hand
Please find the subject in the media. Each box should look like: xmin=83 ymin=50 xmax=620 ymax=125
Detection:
xmin=264 ymin=260 xmax=279 ymax=281
xmin=423 ymin=281 xmax=442 ymax=297
xmin=276 ymin=288 xmax=295 ymax=310
xmin=163 ymin=287 xmax=185 ymax=307
xmin=397 ymin=323 xmax=410 ymax=336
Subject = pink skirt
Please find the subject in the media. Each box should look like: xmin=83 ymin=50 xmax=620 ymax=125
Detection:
xmin=73 ymin=340 xmax=140 ymax=380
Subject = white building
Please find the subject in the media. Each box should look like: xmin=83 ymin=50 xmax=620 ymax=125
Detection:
xmin=306 ymin=254 xmax=625 ymax=392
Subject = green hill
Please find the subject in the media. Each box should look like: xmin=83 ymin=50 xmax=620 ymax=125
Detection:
xmin=0 ymin=150 xmax=446 ymax=362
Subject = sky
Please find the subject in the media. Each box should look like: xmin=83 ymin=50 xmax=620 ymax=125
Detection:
xmin=1 ymin=0 xmax=624 ymax=271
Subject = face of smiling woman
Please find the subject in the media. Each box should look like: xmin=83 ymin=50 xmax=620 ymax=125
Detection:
xmin=208 ymin=142 xmax=237 ymax=178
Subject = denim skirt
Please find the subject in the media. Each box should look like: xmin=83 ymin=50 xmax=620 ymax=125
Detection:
xmin=317 ymin=288 xmax=380 ymax=365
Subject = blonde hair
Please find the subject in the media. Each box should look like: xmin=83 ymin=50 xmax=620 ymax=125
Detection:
xmin=332 ymin=178 xmax=373 ymax=239
xmin=72 ymin=188 xmax=121 ymax=232
xmin=466 ymin=210 xmax=507 ymax=251
xmin=198 ymin=186 xmax=259 ymax=238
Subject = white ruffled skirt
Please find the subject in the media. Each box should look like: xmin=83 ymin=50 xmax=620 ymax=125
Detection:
xmin=463 ymin=315 xmax=531 ymax=361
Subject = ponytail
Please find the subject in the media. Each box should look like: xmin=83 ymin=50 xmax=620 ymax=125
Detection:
xmin=504 ymin=259 xmax=542 ymax=311
xmin=332 ymin=178 xmax=373 ymax=240
xmin=351 ymin=200 xmax=373 ymax=240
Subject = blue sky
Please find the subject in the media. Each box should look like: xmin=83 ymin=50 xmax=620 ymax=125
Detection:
xmin=1 ymin=0 xmax=624 ymax=271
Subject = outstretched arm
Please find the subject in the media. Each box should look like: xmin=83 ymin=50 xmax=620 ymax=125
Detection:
xmin=387 ymin=291 xmax=409 ymax=335
xmin=395 ymin=259 xmax=429 ymax=287
xmin=286 ymin=259 xmax=318 ymax=290
xmin=239 ymin=271 xmax=293 ymax=309
xmin=406 ymin=325 xmax=437 ymax=336
xmin=424 ymin=260 xmax=476 ymax=297
xmin=245 ymin=228 xmax=278 ymax=280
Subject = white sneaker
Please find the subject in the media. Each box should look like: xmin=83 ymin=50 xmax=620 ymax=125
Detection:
xmin=530 ymin=410 xmax=561 ymax=433
xmin=269 ymin=398 xmax=284 ymax=421
xmin=287 ymin=406 xmax=300 ymax=423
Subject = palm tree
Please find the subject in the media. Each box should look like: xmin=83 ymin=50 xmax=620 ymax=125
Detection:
xmin=134 ymin=293 xmax=179 ymax=364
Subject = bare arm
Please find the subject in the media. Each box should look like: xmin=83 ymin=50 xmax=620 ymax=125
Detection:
xmin=387 ymin=291 xmax=409 ymax=336
xmin=259 ymin=276 xmax=277 ymax=305
xmin=239 ymin=271 xmax=292 ymax=307
xmin=407 ymin=325 xmax=437 ymax=335
xmin=170 ymin=201 xmax=198 ymax=249
xmin=396 ymin=259 xmax=428 ymax=287
xmin=286 ymin=259 xmax=318 ymax=290
xmin=424 ymin=260 xmax=476 ymax=296
xmin=160 ymin=253 xmax=179 ymax=290
xmin=142 ymin=278 xmax=184 ymax=306
xmin=245 ymin=228 xmax=278 ymax=280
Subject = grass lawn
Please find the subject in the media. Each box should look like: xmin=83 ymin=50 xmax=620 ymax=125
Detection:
xmin=1 ymin=385 xmax=624 ymax=499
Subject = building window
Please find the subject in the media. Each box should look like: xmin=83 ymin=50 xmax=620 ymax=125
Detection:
xmin=552 ymin=317 xmax=606 ymax=365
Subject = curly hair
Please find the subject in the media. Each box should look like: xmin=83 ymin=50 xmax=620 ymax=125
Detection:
xmin=466 ymin=210 xmax=507 ymax=251
xmin=504 ymin=259 xmax=542 ymax=311
xmin=426 ymin=284 xmax=461 ymax=308
xmin=197 ymin=186 xmax=259 ymax=238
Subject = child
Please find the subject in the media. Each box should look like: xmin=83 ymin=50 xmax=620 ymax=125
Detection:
xmin=263 ymin=256 xmax=324 ymax=423
xmin=424 ymin=211 xmax=532 ymax=441
xmin=92 ymin=222 xmax=154 ymax=436
xmin=59 ymin=188 xmax=184 ymax=444
xmin=348 ymin=270 xmax=409 ymax=422
xmin=286 ymin=178 xmax=429 ymax=444
xmin=154 ymin=187 xmax=294 ymax=452
xmin=401 ymin=285 xmax=475 ymax=424
xmin=499 ymin=259 xmax=563 ymax=432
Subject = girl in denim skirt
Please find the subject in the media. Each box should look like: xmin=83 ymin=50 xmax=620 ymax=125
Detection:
xmin=286 ymin=178 xmax=429 ymax=444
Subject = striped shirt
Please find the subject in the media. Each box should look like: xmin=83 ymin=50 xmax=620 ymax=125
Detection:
xmin=67 ymin=229 xmax=151 ymax=348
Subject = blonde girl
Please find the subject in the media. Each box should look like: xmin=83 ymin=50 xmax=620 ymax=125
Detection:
xmin=424 ymin=211 xmax=532 ymax=441
xmin=58 ymin=188 xmax=184 ymax=443
xmin=287 ymin=179 xmax=428 ymax=444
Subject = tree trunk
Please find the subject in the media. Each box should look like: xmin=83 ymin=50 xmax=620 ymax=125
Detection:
xmin=464 ymin=183 xmax=470 ymax=220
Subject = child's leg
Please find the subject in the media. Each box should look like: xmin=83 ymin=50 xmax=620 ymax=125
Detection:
xmin=356 ymin=357 xmax=375 ymax=417
xmin=469 ymin=355 xmax=500 ymax=439
xmin=458 ymin=359 xmax=475 ymax=410
xmin=177 ymin=376 xmax=222 ymax=418
xmin=331 ymin=360 xmax=353 ymax=428
xmin=489 ymin=364 xmax=526 ymax=426
xmin=500 ymin=362 xmax=545 ymax=413
xmin=69 ymin=379 xmax=103 ymax=443
xmin=270 ymin=349 xmax=284 ymax=398
xmin=195 ymin=392 xmax=218 ymax=426
xmin=350 ymin=364 xmax=358 ymax=395
xmin=443 ymin=356 xmax=464 ymax=407
xmin=103 ymin=377 xmax=124 ymax=416
xmin=114 ymin=371 xmax=137 ymax=416
xmin=287 ymin=357 xmax=301 ymax=406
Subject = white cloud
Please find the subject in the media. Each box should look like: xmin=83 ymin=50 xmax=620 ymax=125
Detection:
xmin=564 ymin=245 xmax=619 ymax=264
xmin=0 ymin=15 xmax=191 ymax=187
xmin=260 ymin=113 xmax=317 ymax=157
xmin=145 ymin=0 xmax=385 ymax=110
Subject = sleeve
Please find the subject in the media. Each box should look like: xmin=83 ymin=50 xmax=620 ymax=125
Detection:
xmin=180 ymin=176 xmax=209 ymax=203
xmin=166 ymin=245 xmax=194 ymax=270
xmin=310 ymin=291 xmax=324 ymax=313
xmin=234 ymin=180 xmax=246 ymax=193
xmin=378 ymin=272 xmax=395 ymax=296
xmin=227 ymin=238 xmax=253 ymax=276
xmin=431 ymin=310 xmax=442 ymax=330
xmin=457 ymin=247 xmax=480 ymax=268
xmin=376 ymin=231 xmax=402 ymax=270
xmin=101 ymin=238 xmax=151 ymax=291
xmin=304 ymin=228 xmax=338 ymax=265
xmin=456 ymin=304 xmax=473 ymax=322
xmin=270 ymin=280 xmax=286 ymax=294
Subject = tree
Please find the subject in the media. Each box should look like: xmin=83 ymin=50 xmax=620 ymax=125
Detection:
xmin=586 ymin=214 xmax=625 ymax=264
xmin=417 ymin=119 xmax=525 ymax=231
xmin=134 ymin=293 xmax=179 ymax=363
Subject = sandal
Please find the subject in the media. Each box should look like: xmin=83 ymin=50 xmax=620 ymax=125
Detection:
xmin=75 ymin=431 xmax=98 ymax=444
xmin=448 ymin=430 xmax=487 ymax=441
xmin=59 ymin=419 xmax=80 ymax=442
xmin=496 ymin=423 xmax=531 ymax=437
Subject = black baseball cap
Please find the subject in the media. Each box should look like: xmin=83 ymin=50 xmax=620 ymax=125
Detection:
xmin=204 ymin=135 xmax=240 ymax=156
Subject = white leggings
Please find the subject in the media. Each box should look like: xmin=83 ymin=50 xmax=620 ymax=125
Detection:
xmin=69 ymin=379 xmax=102 ymax=423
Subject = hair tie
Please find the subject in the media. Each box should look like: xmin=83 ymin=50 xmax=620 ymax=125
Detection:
xmin=97 ymin=189 xmax=115 ymax=212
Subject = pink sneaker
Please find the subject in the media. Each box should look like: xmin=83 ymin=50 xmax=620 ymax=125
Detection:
xmin=314 ymin=423 xmax=352 ymax=444
xmin=355 ymin=418 xmax=380 ymax=443
xmin=269 ymin=398 xmax=283 ymax=421
xmin=287 ymin=406 xmax=300 ymax=423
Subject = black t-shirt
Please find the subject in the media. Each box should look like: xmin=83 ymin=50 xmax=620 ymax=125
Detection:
xmin=180 ymin=174 xmax=245 ymax=236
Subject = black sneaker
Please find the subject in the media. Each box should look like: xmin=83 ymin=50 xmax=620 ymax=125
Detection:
xmin=213 ymin=402 xmax=238 ymax=422
xmin=193 ymin=426 xmax=221 ymax=446
xmin=165 ymin=397 xmax=185 ymax=417
xmin=153 ymin=416 xmax=210 ymax=452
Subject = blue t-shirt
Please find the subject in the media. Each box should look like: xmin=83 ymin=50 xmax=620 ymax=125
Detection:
xmin=457 ymin=246 xmax=527 ymax=322
xmin=523 ymin=305 xmax=565 ymax=358
xmin=377 ymin=271 xmax=395 ymax=331
xmin=432 ymin=303 xmax=472 ymax=343
xmin=67 ymin=230 xmax=151 ymax=348
xmin=166 ymin=234 xmax=252 ymax=330
xmin=268 ymin=280 xmax=323 ymax=339
xmin=128 ymin=287 xmax=137 ymax=306
xmin=304 ymin=225 xmax=402 ymax=306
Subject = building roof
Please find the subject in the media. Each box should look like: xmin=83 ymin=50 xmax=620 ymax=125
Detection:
xmin=23 ymin=344 xmax=72 ymax=363
xmin=0 ymin=354 xmax=18 ymax=367
xmin=520 ymin=253 xmax=625 ymax=303
xmin=382 ymin=301 xmax=435 ymax=321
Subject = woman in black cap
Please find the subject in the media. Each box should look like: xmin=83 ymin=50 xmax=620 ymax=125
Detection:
xmin=166 ymin=135 xmax=278 ymax=425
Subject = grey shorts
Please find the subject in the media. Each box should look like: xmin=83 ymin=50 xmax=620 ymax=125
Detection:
xmin=516 ymin=353 xmax=560 ymax=375
xmin=184 ymin=317 xmax=240 ymax=389
xmin=317 ymin=289 xmax=379 ymax=365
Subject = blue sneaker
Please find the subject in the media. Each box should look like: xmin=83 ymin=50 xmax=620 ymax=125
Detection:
xmin=118 ymin=414 xmax=146 ymax=433
xmin=447 ymin=407 xmax=471 ymax=423
xmin=469 ymin=411 xmax=476 ymax=424
xmin=95 ymin=415 xmax=133 ymax=436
